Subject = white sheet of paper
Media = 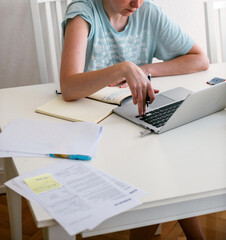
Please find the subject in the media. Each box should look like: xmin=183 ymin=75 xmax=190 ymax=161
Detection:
xmin=0 ymin=150 xmax=45 ymax=158
xmin=0 ymin=119 xmax=102 ymax=157
xmin=5 ymin=160 xmax=144 ymax=236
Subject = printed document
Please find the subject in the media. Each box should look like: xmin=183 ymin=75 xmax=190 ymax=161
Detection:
xmin=5 ymin=160 xmax=145 ymax=236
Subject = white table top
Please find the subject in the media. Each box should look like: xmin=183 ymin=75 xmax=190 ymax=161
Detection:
xmin=1 ymin=63 xmax=226 ymax=229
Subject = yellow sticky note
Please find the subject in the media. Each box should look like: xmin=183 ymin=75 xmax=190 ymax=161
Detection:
xmin=24 ymin=173 xmax=61 ymax=194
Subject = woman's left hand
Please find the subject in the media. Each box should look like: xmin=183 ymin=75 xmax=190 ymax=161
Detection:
xmin=108 ymin=77 xmax=127 ymax=88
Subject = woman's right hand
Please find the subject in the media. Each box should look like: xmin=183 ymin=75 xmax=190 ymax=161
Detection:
xmin=120 ymin=62 xmax=155 ymax=116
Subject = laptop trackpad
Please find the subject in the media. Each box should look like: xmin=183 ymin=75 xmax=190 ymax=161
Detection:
xmin=149 ymin=94 xmax=174 ymax=109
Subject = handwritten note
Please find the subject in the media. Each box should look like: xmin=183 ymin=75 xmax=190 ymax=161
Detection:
xmin=24 ymin=173 xmax=61 ymax=194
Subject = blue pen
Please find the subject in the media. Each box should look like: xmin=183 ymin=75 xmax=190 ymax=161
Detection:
xmin=146 ymin=74 xmax=152 ymax=108
xmin=49 ymin=154 xmax=92 ymax=161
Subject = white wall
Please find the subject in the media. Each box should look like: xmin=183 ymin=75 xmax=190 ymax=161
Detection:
xmin=0 ymin=0 xmax=40 ymax=89
xmin=154 ymin=0 xmax=207 ymax=50
xmin=0 ymin=0 xmax=207 ymax=89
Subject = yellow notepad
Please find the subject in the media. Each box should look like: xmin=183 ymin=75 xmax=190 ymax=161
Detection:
xmin=35 ymin=95 xmax=116 ymax=123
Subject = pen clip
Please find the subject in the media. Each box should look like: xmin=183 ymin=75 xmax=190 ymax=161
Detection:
xmin=148 ymin=74 xmax=151 ymax=81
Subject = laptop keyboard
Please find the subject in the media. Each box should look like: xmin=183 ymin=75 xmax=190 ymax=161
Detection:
xmin=137 ymin=100 xmax=184 ymax=128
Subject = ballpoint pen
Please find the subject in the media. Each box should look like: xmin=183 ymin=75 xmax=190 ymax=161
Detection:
xmin=146 ymin=74 xmax=152 ymax=108
xmin=49 ymin=154 xmax=92 ymax=161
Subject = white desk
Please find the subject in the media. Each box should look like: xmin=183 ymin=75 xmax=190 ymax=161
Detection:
xmin=1 ymin=63 xmax=226 ymax=240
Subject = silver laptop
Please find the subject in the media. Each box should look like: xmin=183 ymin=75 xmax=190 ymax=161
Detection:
xmin=113 ymin=81 xmax=226 ymax=134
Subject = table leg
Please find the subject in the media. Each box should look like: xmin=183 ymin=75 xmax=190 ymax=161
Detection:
xmin=4 ymin=158 xmax=22 ymax=240
xmin=155 ymin=224 xmax=162 ymax=235
xmin=43 ymin=224 xmax=75 ymax=240
xmin=5 ymin=187 xmax=22 ymax=240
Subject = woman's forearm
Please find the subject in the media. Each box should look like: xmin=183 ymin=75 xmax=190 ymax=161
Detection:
xmin=140 ymin=52 xmax=209 ymax=77
xmin=60 ymin=61 xmax=155 ymax=115
xmin=60 ymin=64 xmax=125 ymax=101
xmin=140 ymin=43 xmax=209 ymax=77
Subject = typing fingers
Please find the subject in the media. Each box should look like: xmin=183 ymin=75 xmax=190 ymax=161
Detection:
xmin=137 ymin=86 xmax=148 ymax=116
xmin=130 ymin=80 xmax=153 ymax=115
xmin=131 ymin=85 xmax=138 ymax=105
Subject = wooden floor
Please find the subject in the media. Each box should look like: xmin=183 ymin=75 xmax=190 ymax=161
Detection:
xmin=0 ymin=193 xmax=226 ymax=240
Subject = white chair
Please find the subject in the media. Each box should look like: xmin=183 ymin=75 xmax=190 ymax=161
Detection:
xmin=30 ymin=0 xmax=72 ymax=84
xmin=204 ymin=0 xmax=226 ymax=63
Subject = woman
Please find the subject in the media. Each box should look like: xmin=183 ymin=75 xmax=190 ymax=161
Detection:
xmin=60 ymin=0 xmax=209 ymax=115
xmin=60 ymin=1 xmax=208 ymax=239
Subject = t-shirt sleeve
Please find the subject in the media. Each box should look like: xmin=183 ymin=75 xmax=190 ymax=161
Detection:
xmin=62 ymin=0 xmax=94 ymax=39
xmin=154 ymin=8 xmax=194 ymax=61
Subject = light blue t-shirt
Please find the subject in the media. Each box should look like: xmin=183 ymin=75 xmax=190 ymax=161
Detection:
xmin=62 ymin=0 xmax=194 ymax=72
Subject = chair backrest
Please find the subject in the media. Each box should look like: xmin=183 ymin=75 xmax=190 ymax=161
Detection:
xmin=204 ymin=0 xmax=226 ymax=63
xmin=30 ymin=0 xmax=72 ymax=84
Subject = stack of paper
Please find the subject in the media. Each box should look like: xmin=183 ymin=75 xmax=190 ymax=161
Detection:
xmin=0 ymin=119 xmax=102 ymax=158
xmin=5 ymin=160 xmax=146 ymax=236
